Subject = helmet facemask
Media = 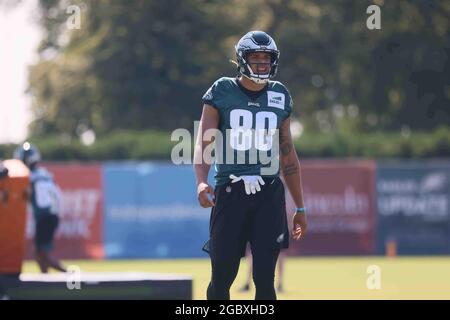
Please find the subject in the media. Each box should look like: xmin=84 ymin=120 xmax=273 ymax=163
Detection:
xmin=236 ymin=49 xmax=279 ymax=84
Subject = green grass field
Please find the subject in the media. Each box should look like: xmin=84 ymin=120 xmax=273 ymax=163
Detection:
xmin=23 ymin=257 xmax=450 ymax=300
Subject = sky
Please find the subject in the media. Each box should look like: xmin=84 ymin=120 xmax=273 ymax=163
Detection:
xmin=0 ymin=0 xmax=41 ymax=143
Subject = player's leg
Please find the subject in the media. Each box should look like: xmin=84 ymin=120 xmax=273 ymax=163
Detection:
xmin=251 ymin=246 xmax=279 ymax=300
xmin=34 ymin=217 xmax=49 ymax=273
xmin=238 ymin=245 xmax=252 ymax=292
xmin=205 ymin=182 xmax=251 ymax=300
xmin=47 ymin=255 xmax=66 ymax=273
xmin=35 ymin=250 xmax=49 ymax=273
xmin=207 ymin=253 xmax=241 ymax=300
xmin=45 ymin=215 xmax=66 ymax=272
xmin=35 ymin=214 xmax=66 ymax=273
xmin=250 ymin=177 xmax=289 ymax=300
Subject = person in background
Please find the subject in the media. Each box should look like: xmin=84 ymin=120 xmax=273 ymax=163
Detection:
xmin=13 ymin=142 xmax=66 ymax=273
xmin=0 ymin=159 xmax=8 ymax=205
xmin=0 ymin=160 xmax=8 ymax=178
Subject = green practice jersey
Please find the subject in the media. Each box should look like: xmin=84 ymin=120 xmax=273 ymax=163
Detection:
xmin=202 ymin=77 xmax=293 ymax=185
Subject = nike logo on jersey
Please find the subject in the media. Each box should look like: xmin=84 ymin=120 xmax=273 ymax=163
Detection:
xmin=267 ymin=91 xmax=285 ymax=109
xmin=248 ymin=102 xmax=260 ymax=107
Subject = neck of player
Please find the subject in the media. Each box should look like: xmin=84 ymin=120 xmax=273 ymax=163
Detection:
xmin=238 ymin=76 xmax=267 ymax=92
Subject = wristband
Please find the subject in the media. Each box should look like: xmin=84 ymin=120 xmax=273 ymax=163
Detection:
xmin=295 ymin=207 xmax=306 ymax=214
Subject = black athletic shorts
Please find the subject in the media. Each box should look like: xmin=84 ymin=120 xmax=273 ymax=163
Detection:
xmin=203 ymin=176 xmax=289 ymax=259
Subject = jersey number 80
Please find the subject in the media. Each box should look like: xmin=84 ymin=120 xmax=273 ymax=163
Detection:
xmin=229 ymin=109 xmax=277 ymax=152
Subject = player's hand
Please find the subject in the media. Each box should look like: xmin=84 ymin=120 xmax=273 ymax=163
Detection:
xmin=292 ymin=212 xmax=307 ymax=240
xmin=229 ymin=174 xmax=265 ymax=195
xmin=197 ymin=182 xmax=215 ymax=208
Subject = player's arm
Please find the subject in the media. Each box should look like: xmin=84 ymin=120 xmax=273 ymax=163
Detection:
xmin=194 ymin=104 xmax=219 ymax=208
xmin=279 ymin=117 xmax=307 ymax=240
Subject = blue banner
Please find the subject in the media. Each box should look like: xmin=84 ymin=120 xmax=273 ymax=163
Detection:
xmin=376 ymin=162 xmax=450 ymax=255
xmin=103 ymin=162 xmax=211 ymax=258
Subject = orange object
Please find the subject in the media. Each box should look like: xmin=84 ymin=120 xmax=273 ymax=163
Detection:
xmin=386 ymin=238 xmax=397 ymax=258
xmin=0 ymin=159 xmax=30 ymax=274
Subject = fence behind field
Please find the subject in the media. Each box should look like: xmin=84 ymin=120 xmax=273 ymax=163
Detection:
xmin=23 ymin=160 xmax=450 ymax=259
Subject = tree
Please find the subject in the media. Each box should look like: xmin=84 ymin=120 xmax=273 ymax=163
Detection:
xmin=5 ymin=0 xmax=448 ymax=138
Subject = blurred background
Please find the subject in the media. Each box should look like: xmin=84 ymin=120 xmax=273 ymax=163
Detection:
xmin=0 ymin=0 xmax=449 ymax=299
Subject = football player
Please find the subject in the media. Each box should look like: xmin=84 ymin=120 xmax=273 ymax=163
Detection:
xmin=194 ymin=31 xmax=307 ymax=300
xmin=14 ymin=142 xmax=66 ymax=273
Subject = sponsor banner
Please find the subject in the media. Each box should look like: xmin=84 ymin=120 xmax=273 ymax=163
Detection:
xmin=26 ymin=163 xmax=104 ymax=259
xmin=287 ymin=160 xmax=377 ymax=255
xmin=376 ymin=162 xmax=450 ymax=254
xmin=103 ymin=162 xmax=210 ymax=258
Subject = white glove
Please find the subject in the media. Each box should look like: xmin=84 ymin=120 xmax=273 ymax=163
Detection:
xmin=229 ymin=174 xmax=265 ymax=195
